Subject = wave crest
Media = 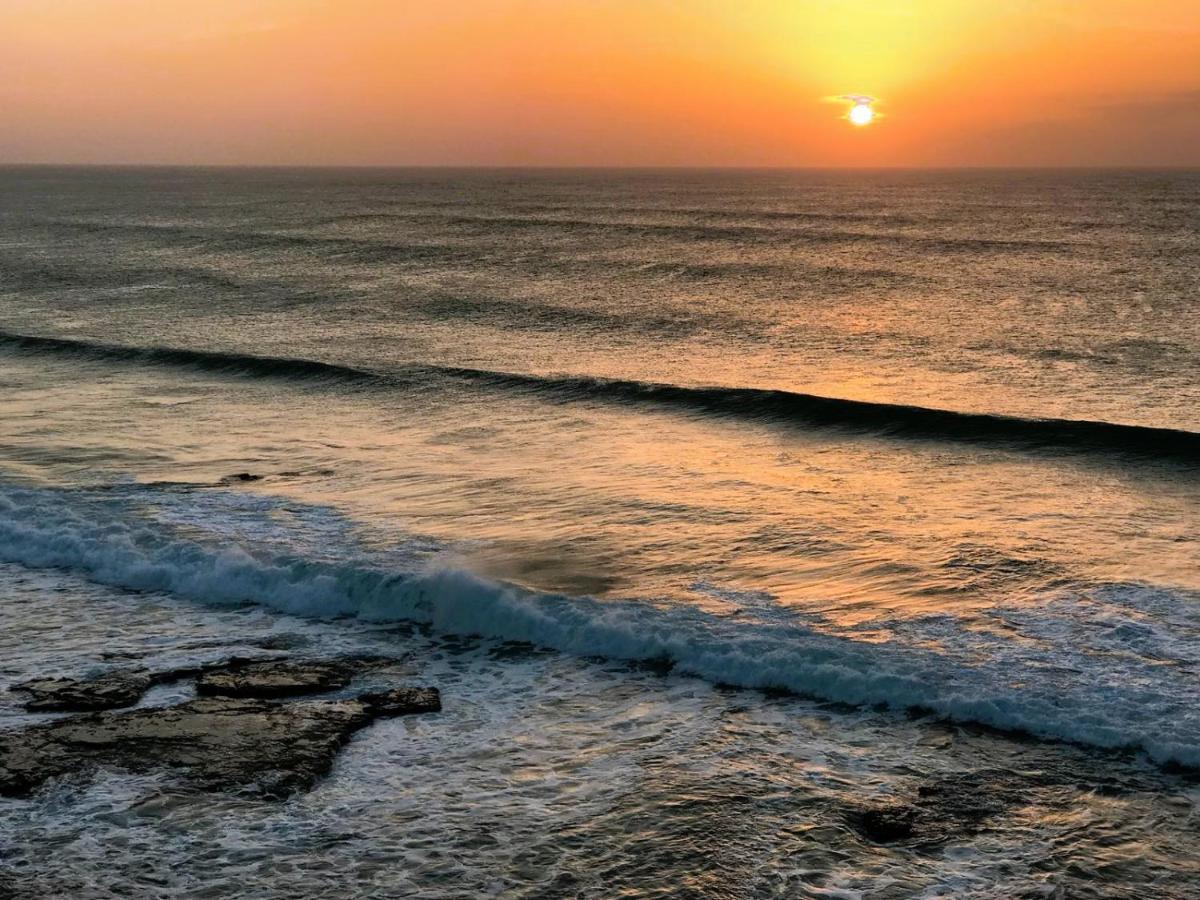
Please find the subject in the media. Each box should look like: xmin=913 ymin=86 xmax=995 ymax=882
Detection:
xmin=1 ymin=483 xmax=1198 ymax=768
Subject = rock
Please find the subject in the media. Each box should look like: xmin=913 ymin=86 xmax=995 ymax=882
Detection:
xmin=853 ymin=804 xmax=916 ymax=842
xmin=195 ymin=658 xmax=367 ymax=699
xmin=359 ymin=686 xmax=442 ymax=716
xmin=10 ymin=659 xmax=256 ymax=712
xmin=99 ymin=634 xmax=307 ymax=661
xmin=846 ymin=769 xmax=1044 ymax=846
xmin=915 ymin=771 xmax=1017 ymax=828
xmin=13 ymin=670 xmax=155 ymax=712
xmin=219 ymin=472 xmax=263 ymax=484
xmin=0 ymin=687 xmax=441 ymax=799
xmin=11 ymin=655 xmax=391 ymax=712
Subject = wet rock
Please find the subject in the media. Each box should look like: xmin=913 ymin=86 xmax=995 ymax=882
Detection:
xmin=847 ymin=769 xmax=1042 ymax=846
xmin=219 ymin=472 xmax=263 ymax=484
xmin=852 ymin=804 xmax=916 ymax=842
xmin=11 ymin=654 xmax=390 ymax=712
xmin=254 ymin=634 xmax=310 ymax=651
xmin=99 ymin=633 xmax=307 ymax=660
xmin=13 ymin=670 xmax=155 ymax=712
xmin=915 ymin=770 xmax=1021 ymax=828
xmin=0 ymin=687 xmax=440 ymax=798
xmin=11 ymin=659 xmax=260 ymax=712
xmin=359 ymin=686 xmax=441 ymax=716
xmin=195 ymin=657 xmax=383 ymax=699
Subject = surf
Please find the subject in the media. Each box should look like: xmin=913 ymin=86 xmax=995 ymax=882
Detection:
xmin=2 ymin=481 xmax=1199 ymax=770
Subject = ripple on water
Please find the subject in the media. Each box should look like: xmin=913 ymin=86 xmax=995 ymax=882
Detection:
xmin=1 ymin=564 xmax=1198 ymax=898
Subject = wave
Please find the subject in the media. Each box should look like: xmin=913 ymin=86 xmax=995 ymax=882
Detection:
xmin=0 ymin=330 xmax=377 ymax=383
xmin=632 ymin=260 xmax=918 ymax=287
xmin=1 ymin=482 xmax=1198 ymax=768
xmin=0 ymin=253 xmax=320 ymax=301
xmin=41 ymin=220 xmax=480 ymax=265
xmin=418 ymin=214 xmax=1078 ymax=253
xmin=2 ymin=329 xmax=1197 ymax=463
xmin=445 ymin=368 xmax=1200 ymax=463
xmin=405 ymin=294 xmax=748 ymax=337
xmin=45 ymin=216 xmax=1077 ymax=255
xmin=310 ymin=204 xmax=932 ymax=229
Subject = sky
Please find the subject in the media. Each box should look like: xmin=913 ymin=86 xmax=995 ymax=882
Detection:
xmin=1 ymin=0 xmax=1198 ymax=167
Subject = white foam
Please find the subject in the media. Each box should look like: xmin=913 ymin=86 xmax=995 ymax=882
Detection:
xmin=2 ymin=484 xmax=1199 ymax=767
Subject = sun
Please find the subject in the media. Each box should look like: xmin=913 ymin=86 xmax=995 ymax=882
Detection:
xmin=834 ymin=94 xmax=879 ymax=127
xmin=848 ymin=102 xmax=874 ymax=127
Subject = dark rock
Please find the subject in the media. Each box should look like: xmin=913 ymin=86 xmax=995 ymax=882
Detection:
xmin=915 ymin=770 xmax=1018 ymax=828
xmin=0 ymin=687 xmax=441 ymax=799
xmin=220 ymin=472 xmax=263 ymax=484
xmin=99 ymin=634 xmax=307 ymax=660
xmin=13 ymin=670 xmax=155 ymax=712
xmin=847 ymin=768 xmax=1043 ymax=846
xmin=853 ymin=804 xmax=916 ymax=842
xmin=11 ymin=654 xmax=391 ymax=712
xmin=11 ymin=659 xmax=259 ymax=712
xmin=195 ymin=658 xmax=368 ymax=698
xmin=254 ymin=634 xmax=309 ymax=651
xmin=359 ymin=686 xmax=441 ymax=716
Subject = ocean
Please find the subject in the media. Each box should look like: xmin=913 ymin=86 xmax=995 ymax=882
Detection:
xmin=0 ymin=166 xmax=1197 ymax=897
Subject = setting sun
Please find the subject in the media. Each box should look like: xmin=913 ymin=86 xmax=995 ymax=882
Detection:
xmin=848 ymin=102 xmax=875 ymax=126
xmin=836 ymin=94 xmax=879 ymax=128
xmin=1 ymin=0 xmax=1197 ymax=165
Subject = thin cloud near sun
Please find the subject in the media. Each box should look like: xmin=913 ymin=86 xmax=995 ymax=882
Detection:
xmin=823 ymin=94 xmax=882 ymax=126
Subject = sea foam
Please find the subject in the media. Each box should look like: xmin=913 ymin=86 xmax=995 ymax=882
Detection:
xmin=1 ymin=483 xmax=1198 ymax=768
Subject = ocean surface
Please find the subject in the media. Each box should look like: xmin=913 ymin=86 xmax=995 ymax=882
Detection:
xmin=0 ymin=166 xmax=1198 ymax=898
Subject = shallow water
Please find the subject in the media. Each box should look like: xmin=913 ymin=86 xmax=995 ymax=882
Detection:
xmin=0 ymin=167 xmax=1197 ymax=896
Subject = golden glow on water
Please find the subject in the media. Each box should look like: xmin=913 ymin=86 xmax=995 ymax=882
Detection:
xmin=1 ymin=167 xmax=1196 ymax=638
xmin=5 ymin=355 xmax=1196 ymax=637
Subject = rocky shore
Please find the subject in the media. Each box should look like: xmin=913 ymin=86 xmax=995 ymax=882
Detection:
xmin=1 ymin=656 xmax=440 ymax=799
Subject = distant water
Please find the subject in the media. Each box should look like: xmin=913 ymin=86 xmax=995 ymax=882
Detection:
xmin=1 ymin=167 xmax=1198 ymax=897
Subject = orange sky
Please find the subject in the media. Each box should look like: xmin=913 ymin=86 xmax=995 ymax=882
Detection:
xmin=2 ymin=0 xmax=1198 ymax=166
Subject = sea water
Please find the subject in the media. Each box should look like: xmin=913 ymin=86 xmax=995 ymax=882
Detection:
xmin=0 ymin=167 xmax=1197 ymax=897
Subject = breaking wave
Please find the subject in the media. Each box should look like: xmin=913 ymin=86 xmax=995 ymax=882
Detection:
xmin=1 ymin=482 xmax=1198 ymax=769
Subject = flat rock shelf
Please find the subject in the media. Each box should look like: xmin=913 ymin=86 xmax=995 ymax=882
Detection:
xmin=2 ymin=657 xmax=440 ymax=798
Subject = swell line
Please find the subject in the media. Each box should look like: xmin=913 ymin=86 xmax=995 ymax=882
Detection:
xmin=436 ymin=367 xmax=1200 ymax=463
xmin=0 ymin=330 xmax=377 ymax=383
xmin=44 ymin=216 xmax=1077 ymax=254
xmin=2 ymin=329 xmax=1196 ymax=463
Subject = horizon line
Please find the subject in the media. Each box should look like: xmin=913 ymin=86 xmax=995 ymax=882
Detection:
xmin=2 ymin=162 xmax=1198 ymax=172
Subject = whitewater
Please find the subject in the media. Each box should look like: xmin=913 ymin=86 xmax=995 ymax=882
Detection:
xmin=3 ymin=482 xmax=1200 ymax=769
